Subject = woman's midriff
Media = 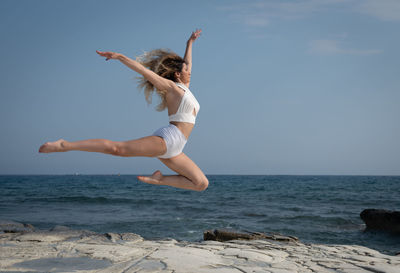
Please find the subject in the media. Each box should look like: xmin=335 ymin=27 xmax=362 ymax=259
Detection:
xmin=170 ymin=121 xmax=193 ymax=140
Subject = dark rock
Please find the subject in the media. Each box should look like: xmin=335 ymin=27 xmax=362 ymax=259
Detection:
xmin=105 ymin=232 xmax=121 ymax=242
xmin=360 ymin=209 xmax=400 ymax=234
xmin=204 ymin=229 xmax=298 ymax=243
xmin=0 ymin=220 xmax=35 ymax=233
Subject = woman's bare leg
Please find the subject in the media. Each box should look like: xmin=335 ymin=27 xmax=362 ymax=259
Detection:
xmin=39 ymin=136 xmax=167 ymax=157
xmin=137 ymin=153 xmax=209 ymax=191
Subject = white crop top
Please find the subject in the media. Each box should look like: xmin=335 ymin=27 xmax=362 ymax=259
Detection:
xmin=169 ymin=82 xmax=200 ymax=124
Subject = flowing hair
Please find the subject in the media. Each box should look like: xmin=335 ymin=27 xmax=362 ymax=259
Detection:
xmin=136 ymin=49 xmax=184 ymax=111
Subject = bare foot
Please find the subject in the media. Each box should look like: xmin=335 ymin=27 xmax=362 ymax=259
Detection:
xmin=137 ymin=170 xmax=163 ymax=185
xmin=39 ymin=139 xmax=67 ymax=153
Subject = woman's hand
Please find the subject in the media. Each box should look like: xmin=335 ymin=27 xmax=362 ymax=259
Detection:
xmin=188 ymin=29 xmax=202 ymax=43
xmin=96 ymin=50 xmax=121 ymax=61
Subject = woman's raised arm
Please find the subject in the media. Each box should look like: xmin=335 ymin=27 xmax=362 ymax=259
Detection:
xmin=183 ymin=29 xmax=202 ymax=74
xmin=96 ymin=50 xmax=174 ymax=91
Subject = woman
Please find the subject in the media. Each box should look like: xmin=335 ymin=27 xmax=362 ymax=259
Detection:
xmin=39 ymin=29 xmax=208 ymax=191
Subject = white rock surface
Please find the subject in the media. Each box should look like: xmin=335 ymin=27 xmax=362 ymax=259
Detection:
xmin=1 ymin=230 xmax=399 ymax=273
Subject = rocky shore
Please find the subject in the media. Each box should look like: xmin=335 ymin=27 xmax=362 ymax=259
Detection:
xmin=1 ymin=221 xmax=400 ymax=273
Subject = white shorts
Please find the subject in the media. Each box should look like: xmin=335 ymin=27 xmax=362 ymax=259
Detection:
xmin=152 ymin=124 xmax=187 ymax=159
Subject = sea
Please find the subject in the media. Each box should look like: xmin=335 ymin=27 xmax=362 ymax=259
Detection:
xmin=1 ymin=175 xmax=399 ymax=255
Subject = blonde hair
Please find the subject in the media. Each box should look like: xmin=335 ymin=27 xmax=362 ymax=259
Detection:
xmin=136 ymin=49 xmax=184 ymax=111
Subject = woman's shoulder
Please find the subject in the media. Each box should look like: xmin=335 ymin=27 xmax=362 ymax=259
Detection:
xmin=175 ymin=82 xmax=191 ymax=92
xmin=166 ymin=83 xmax=185 ymax=99
xmin=170 ymin=82 xmax=189 ymax=93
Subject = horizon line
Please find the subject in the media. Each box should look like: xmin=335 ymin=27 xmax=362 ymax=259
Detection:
xmin=0 ymin=174 xmax=399 ymax=177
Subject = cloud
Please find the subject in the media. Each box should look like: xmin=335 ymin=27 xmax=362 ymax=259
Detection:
xmin=243 ymin=15 xmax=270 ymax=27
xmin=308 ymin=39 xmax=382 ymax=55
xmin=218 ymin=0 xmax=352 ymax=27
xmin=358 ymin=0 xmax=400 ymax=21
xmin=219 ymin=0 xmax=400 ymax=27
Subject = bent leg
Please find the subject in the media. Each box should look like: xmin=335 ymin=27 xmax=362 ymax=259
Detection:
xmin=39 ymin=136 xmax=167 ymax=157
xmin=138 ymin=153 xmax=209 ymax=191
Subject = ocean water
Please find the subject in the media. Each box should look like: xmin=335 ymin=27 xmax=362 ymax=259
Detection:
xmin=0 ymin=175 xmax=399 ymax=255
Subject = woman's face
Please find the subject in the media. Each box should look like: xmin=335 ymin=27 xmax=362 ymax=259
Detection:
xmin=177 ymin=63 xmax=191 ymax=84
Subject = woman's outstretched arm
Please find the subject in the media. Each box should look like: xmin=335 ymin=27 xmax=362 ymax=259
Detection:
xmin=183 ymin=29 xmax=202 ymax=74
xmin=96 ymin=50 xmax=174 ymax=91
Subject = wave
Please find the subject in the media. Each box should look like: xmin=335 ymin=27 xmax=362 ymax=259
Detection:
xmin=20 ymin=196 xmax=156 ymax=205
xmin=257 ymin=214 xmax=361 ymax=228
xmin=242 ymin=212 xmax=267 ymax=218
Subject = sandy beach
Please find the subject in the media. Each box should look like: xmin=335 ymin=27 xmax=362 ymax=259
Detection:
xmin=1 ymin=222 xmax=399 ymax=273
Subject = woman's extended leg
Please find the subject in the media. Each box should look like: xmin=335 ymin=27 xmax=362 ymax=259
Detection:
xmin=38 ymin=136 xmax=167 ymax=157
xmin=137 ymin=153 xmax=209 ymax=191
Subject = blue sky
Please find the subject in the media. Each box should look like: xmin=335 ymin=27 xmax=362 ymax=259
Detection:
xmin=0 ymin=0 xmax=399 ymax=175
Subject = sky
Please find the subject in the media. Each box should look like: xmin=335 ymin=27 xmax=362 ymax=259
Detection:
xmin=0 ymin=0 xmax=399 ymax=175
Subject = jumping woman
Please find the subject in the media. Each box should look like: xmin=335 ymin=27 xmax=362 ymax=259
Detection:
xmin=39 ymin=29 xmax=208 ymax=191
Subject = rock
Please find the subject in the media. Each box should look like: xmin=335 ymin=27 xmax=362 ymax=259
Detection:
xmin=12 ymin=257 xmax=112 ymax=272
xmin=0 ymin=220 xmax=35 ymax=233
xmin=1 ymin=223 xmax=399 ymax=272
xmin=13 ymin=229 xmax=98 ymax=243
xmin=106 ymin=232 xmax=121 ymax=242
xmin=120 ymin=232 xmax=143 ymax=242
xmin=360 ymin=209 xmax=400 ymax=233
xmin=204 ymin=229 xmax=298 ymax=243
